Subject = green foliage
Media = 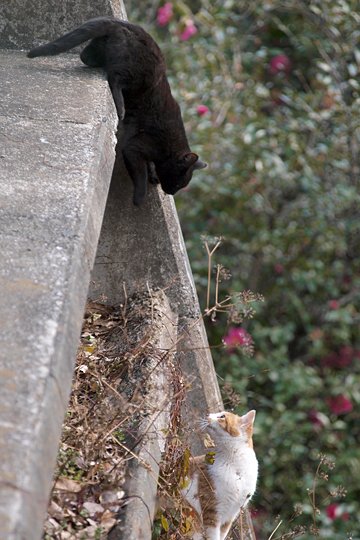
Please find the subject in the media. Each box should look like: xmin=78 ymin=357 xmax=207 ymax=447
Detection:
xmin=57 ymin=447 xmax=85 ymax=481
xmin=128 ymin=1 xmax=359 ymax=538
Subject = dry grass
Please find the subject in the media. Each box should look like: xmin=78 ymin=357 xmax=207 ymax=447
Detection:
xmin=43 ymin=291 xmax=176 ymax=539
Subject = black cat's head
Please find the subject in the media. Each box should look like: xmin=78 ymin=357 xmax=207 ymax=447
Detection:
xmin=156 ymin=152 xmax=207 ymax=195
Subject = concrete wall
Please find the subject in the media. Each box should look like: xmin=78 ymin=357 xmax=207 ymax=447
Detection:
xmin=0 ymin=30 xmax=118 ymax=540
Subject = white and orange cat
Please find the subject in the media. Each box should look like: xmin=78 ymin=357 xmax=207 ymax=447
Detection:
xmin=181 ymin=410 xmax=258 ymax=540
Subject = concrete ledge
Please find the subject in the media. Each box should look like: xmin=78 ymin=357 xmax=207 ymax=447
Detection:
xmin=0 ymin=50 xmax=118 ymax=540
xmin=0 ymin=0 xmax=126 ymax=50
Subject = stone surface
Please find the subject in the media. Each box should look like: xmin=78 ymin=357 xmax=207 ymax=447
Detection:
xmin=0 ymin=0 xmax=126 ymax=50
xmin=0 ymin=50 xmax=117 ymax=540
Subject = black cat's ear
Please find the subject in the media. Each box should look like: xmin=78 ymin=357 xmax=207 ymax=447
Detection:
xmin=181 ymin=152 xmax=198 ymax=167
xmin=181 ymin=153 xmax=208 ymax=170
xmin=193 ymin=158 xmax=207 ymax=170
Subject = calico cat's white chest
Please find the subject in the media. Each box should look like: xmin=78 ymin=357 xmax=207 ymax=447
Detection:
xmin=210 ymin=447 xmax=258 ymax=519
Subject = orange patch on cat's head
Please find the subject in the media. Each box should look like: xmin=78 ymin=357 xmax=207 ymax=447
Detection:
xmin=208 ymin=410 xmax=256 ymax=446
xmin=224 ymin=412 xmax=241 ymax=437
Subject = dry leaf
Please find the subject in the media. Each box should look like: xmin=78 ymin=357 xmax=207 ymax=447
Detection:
xmin=78 ymin=364 xmax=89 ymax=373
xmin=203 ymin=433 xmax=215 ymax=448
xmin=55 ymin=477 xmax=82 ymax=493
xmin=100 ymin=509 xmax=117 ymax=530
xmin=83 ymin=501 xmax=104 ymax=515
xmin=48 ymin=500 xmax=64 ymax=520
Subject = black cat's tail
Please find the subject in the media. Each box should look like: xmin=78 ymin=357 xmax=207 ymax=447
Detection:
xmin=27 ymin=17 xmax=127 ymax=58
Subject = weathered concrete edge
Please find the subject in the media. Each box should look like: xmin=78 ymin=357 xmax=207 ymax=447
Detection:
xmin=37 ymin=102 xmax=118 ymax=538
xmin=0 ymin=89 xmax=118 ymax=540
xmin=108 ymin=292 xmax=178 ymax=540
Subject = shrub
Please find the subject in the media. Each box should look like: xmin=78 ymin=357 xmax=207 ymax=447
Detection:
xmin=128 ymin=1 xmax=360 ymax=537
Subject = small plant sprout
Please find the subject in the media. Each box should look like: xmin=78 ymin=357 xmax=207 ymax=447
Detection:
xmin=308 ymin=454 xmax=336 ymax=533
xmin=202 ymin=236 xmax=264 ymax=323
xmin=203 ymin=235 xmax=223 ymax=317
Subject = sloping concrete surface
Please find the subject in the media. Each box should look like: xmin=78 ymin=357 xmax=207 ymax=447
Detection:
xmin=0 ymin=51 xmax=117 ymax=540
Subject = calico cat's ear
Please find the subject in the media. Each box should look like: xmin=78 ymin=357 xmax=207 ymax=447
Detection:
xmin=241 ymin=410 xmax=256 ymax=427
xmin=181 ymin=153 xmax=207 ymax=170
xmin=241 ymin=410 xmax=256 ymax=445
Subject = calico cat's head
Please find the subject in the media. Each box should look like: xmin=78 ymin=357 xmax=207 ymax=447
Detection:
xmin=204 ymin=410 xmax=256 ymax=447
xmin=155 ymin=152 xmax=207 ymax=196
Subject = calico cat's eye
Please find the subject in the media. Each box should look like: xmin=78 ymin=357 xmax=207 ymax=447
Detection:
xmin=218 ymin=414 xmax=226 ymax=419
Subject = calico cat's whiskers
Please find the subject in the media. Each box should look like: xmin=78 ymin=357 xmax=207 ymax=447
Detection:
xmin=197 ymin=417 xmax=209 ymax=432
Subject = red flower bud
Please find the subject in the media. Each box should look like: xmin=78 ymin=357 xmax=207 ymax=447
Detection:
xmin=196 ymin=104 xmax=210 ymax=116
xmin=269 ymin=54 xmax=292 ymax=75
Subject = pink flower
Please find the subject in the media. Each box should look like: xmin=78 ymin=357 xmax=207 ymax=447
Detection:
xmin=326 ymin=503 xmax=349 ymax=521
xmin=224 ymin=327 xmax=253 ymax=350
xmin=180 ymin=20 xmax=197 ymax=41
xmin=327 ymin=395 xmax=353 ymax=415
xmin=328 ymin=299 xmax=340 ymax=310
xmin=157 ymin=3 xmax=173 ymax=27
xmin=196 ymin=104 xmax=210 ymax=116
xmin=269 ymin=54 xmax=292 ymax=75
xmin=274 ymin=263 xmax=284 ymax=274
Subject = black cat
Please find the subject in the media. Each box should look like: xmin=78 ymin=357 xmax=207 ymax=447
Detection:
xmin=28 ymin=17 xmax=207 ymax=205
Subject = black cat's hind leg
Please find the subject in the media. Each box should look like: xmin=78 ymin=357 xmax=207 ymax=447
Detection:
xmin=147 ymin=162 xmax=160 ymax=184
xmin=108 ymin=74 xmax=125 ymax=121
xmin=123 ymin=149 xmax=148 ymax=206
